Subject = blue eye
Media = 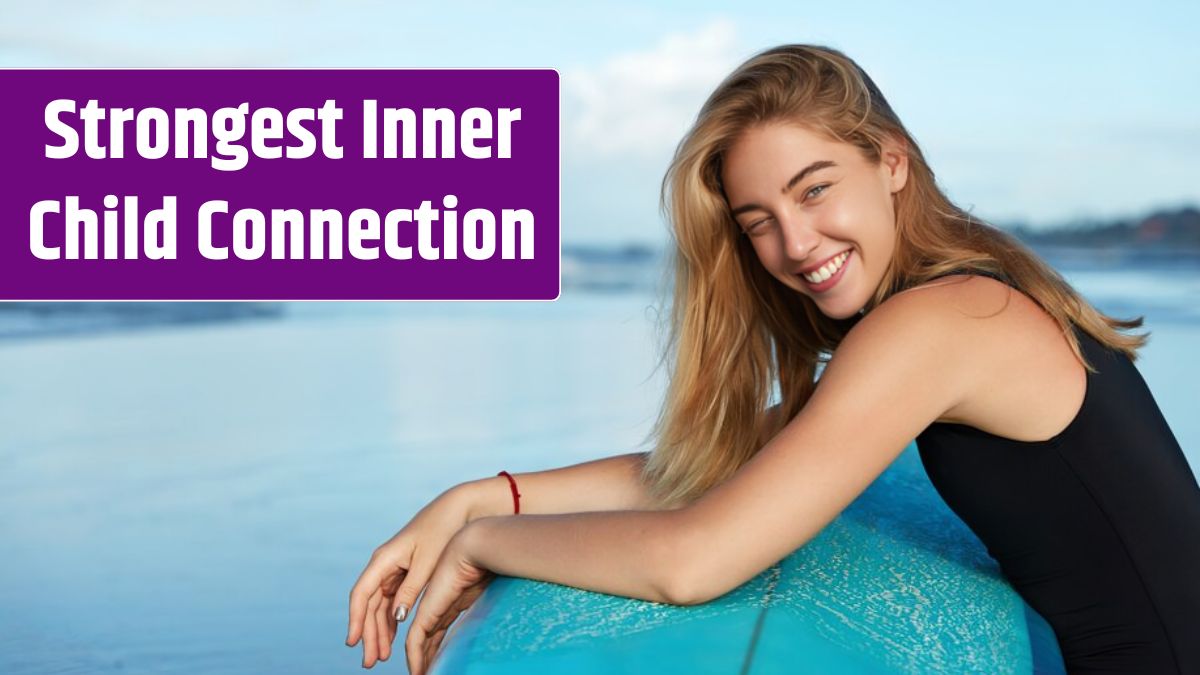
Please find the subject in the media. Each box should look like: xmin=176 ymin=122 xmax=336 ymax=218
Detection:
xmin=805 ymin=184 xmax=829 ymax=200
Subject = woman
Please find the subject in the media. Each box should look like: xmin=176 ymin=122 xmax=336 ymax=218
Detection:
xmin=347 ymin=45 xmax=1200 ymax=673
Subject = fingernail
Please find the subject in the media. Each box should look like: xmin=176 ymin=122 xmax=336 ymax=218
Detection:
xmin=395 ymin=604 xmax=408 ymax=622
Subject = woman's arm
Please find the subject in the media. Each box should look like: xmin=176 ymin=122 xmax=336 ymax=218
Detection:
xmin=458 ymin=451 xmax=660 ymax=521
xmin=447 ymin=287 xmax=981 ymax=606
xmin=464 ymin=509 xmax=681 ymax=603
xmin=458 ymin=401 xmax=795 ymax=521
xmin=349 ymin=453 xmax=656 ymax=667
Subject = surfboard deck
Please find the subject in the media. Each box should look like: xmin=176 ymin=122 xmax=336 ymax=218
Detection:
xmin=431 ymin=444 xmax=1065 ymax=674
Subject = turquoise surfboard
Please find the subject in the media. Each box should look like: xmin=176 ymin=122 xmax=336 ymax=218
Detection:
xmin=431 ymin=444 xmax=1065 ymax=674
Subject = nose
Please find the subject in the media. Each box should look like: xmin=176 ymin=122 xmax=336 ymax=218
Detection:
xmin=778 ymin=212 xmax=822 ymax=263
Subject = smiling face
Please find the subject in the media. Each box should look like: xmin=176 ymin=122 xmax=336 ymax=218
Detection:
xmin=721 ymin=122 xmax=909 ymax=319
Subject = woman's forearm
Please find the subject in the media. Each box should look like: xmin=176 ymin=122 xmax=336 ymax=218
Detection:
xmin=459 ymin=452 xmax=659 ymax=521
xmin=462 ymin=509 xmax=686 ymax=605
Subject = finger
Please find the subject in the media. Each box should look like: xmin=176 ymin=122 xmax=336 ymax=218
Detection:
xmin=425 ymin=624 xmax=451 ymax=671
xmin=348 ymin=553 xmax=406 ymax=646
xmin=429 ymin=595 xmax=466 ymax=636
xmin=406 ymin=558 xmax=493 ymax=674
xmin=386 ymin=607 xmax=398 ymax=659
xmin=419 ymin=576 xmax=492 ymax=672
xmin=406 ymin=627 xmax=423 ymax=675
xmin=434 ymin=576 xmax=491 ymax=633
xmin=347 ymin=563 xmax=380 ymax=646
xmin=362 ymin=588 xmax=382 ymax=668
xmin=383 ymin=584 xmax=400 ymax=661
xmin=390 ymin=553 xmax=434 ymax=622
xmin=405 ymin=589 xmax=439 ymax=675
xmin=380 ymin=575 xmax=403 ymax=662
xmin=375 ymin=591 xmax=391 ymax=662
xmin=423 ymin=628 xmax=444 ymax=675
xmin=425 ymin=589 xmax=478 ymax=660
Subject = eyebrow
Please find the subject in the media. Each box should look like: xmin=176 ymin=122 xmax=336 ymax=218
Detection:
xmin=728 ymin=160 xmax=838 ymax=217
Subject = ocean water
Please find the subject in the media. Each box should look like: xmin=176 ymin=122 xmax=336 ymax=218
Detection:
xmin=0 ymin=262 xmax=1197 ymax=674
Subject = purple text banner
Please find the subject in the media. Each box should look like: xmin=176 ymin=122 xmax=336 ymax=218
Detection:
xmin=0 ymin=69 xmax=560 ymax=300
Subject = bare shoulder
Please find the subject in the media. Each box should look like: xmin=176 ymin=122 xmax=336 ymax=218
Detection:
xmin=841 ymin=274 xmax=1014 ymax=353
xmin=844 ymin=274 xmax=1085 ymax=436
xmin=852 ymin=273 xmax=1050 ymax=344
xmin=828 ymin=275 xmax=1042 ymax=416
xmin=889 ymin=273 xmax=1017 ymax=322
xmin=811 ymin=279 xmax=991 ymax=428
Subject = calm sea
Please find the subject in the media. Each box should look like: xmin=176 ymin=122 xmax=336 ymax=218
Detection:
xmin=0 ymin=256 xmax=1197 ymax=674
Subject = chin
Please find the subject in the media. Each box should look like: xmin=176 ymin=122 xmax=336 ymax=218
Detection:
xmin=819 ymin=305 xmax=861 ymax=320
xmin=813 ymin=295 xmax=867 ymax=321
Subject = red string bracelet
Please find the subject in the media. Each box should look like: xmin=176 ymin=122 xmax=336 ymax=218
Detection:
xmin=497 ymin=470 xmax=521 ymax=515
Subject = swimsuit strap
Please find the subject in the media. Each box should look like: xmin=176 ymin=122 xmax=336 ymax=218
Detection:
xmin=928 ymin=268 xmax=1011 ymax=285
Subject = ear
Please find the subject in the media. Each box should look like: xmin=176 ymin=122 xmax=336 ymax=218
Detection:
xmin=879 ymin=134 xmax=909 ymax=194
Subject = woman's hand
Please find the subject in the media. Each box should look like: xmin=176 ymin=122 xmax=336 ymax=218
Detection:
xmin=346 ymin=485 xmax=483 ymax=669
xmin=405 ymin=524 xmax=495 ymax=675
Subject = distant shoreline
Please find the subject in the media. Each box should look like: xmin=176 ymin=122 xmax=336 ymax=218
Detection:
xmin=3 ymin=205 xmax=1196 ymax=313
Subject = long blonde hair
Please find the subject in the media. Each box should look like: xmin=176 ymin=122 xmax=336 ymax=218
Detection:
xmin=640 ymin=44 xmax=1147 ymax=509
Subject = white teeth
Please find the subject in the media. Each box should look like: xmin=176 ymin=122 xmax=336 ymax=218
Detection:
xmin=803 ymin=251 xmax=849 ymax=284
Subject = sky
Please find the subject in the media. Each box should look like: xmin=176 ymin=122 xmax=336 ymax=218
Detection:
xmin=1 ymin=0 xmax=1197 ymax=245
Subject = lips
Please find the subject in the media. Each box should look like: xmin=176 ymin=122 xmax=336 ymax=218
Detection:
xmin=800 ymin=249 xmax=851 ymax=282
xmin=798 ymin=249 xmax=852 ymax=292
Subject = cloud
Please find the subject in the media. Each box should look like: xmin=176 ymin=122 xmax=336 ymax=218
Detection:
xmin=561 ymin=18 xmax=744 ymax=161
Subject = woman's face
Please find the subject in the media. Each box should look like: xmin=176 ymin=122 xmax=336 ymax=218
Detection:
xmin=721 ymin=122 xmax=909 ymax=319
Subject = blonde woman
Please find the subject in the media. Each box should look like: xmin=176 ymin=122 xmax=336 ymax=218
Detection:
xmin=347 ymin=45 xmax=1200 ymax=673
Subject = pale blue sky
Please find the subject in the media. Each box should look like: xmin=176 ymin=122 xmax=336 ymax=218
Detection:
xmin=2 ymin=0 xmax=1196 ymax=245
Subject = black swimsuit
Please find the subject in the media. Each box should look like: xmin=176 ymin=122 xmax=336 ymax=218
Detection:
xmin=914 ymin=272 xmax=1200 ymax=673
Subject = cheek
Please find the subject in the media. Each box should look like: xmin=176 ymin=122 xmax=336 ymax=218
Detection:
xmin=819 ymin=201 xmax=858 ymax=241
xmin=750 ymin=243 xmax=777 ymax=271
xmin=856 ymin=192 xmax=896 ymax=243
xmin=750 ymin=242 xmax=790 ymax=280
xmin=747 ymin=234 xmax=768 ymax=257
